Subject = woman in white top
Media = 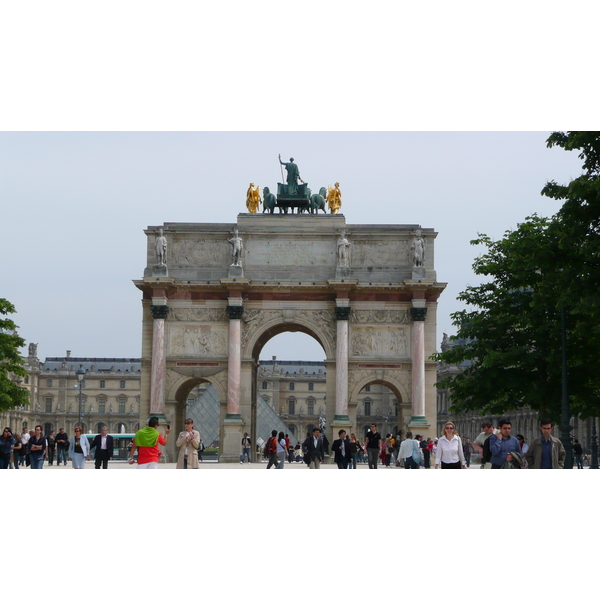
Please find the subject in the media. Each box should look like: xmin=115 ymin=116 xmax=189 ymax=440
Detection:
xmin=435 ymin=421 xmax=466 ymax=469
xmin=276 ymin=431 xmax=287 ymax=469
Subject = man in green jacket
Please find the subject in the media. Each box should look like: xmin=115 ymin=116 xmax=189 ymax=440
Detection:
xmin=525 ymin=419 xmax=566 ymax=469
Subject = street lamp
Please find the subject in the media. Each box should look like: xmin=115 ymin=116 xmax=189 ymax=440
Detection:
xmin=76 ymin=365 xmax=86 ymax=430
xmin=591 ymin=417 xmax=599 ymax=469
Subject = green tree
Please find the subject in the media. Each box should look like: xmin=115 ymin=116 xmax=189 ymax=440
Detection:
xmin=0 ymin=298 xmax=29 ymax=411
xmin=434 ymin=131 xmax=600 ymax=422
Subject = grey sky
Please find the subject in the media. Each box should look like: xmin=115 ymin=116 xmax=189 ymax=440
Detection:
xmin=1 ymin=132 xmax=584 ymax=361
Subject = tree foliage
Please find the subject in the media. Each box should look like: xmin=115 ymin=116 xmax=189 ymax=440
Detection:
xmin=0 ymin=298 xmax=29 ymax=412
xmin=434 ymin=132 xmax=600 ymax=422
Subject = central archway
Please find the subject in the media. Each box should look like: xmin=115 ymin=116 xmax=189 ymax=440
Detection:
xmin=245 ymin=319 xmax=333 ymax=453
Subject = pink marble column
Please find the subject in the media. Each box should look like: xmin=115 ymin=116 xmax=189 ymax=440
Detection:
xmin=150 ymin=304 xmax=169 ymax=415
xmin=226 ymin=305 xmax=244 ymax=416
xmin=410 ymin=305 xmax=428 ymax=422
xmin=334 ymin=306 xmax=351 ymax=420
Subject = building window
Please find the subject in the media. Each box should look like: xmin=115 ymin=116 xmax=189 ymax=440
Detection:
xmin=365 ymin=401 xmax=371 ymax=416
xmin=288 ymin=399 xmax=295 ymax=415
xmin=289 ymin=382 xmax=295 ymax=391
xmin=47 ymin=379 xmax=52 ymax=387
xmin=98 ymin=398 xmax=106 ymax=414
xmin=365 ymin=385 xmax=371 ymax=392
xmin=100 ymin=380 xmax=105 ymax=389
xmin=120 ymin=380 xmax=126 ymax=389
xmin=262 ymin=381 xmax=268 ymax=390
xmin=24 ymin=376 xmax=29 ymax=384
xmin=45 ymin=398 xmax=53 ymax=413
xmin=307 ymin=400 xmax=315 ymax=415
xmin=289 ymin=424 xmax=295 ymax=436
xmin=308 ymin=383 xmax=314 ymax=391
xmin=118 ymin=398 xmax=126 ymax=413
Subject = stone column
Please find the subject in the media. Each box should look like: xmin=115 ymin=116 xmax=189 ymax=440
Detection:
xmin=221 ymin=300 xmax=244 ymax=462
xmin=333 ymin=305 xmax=351 ymax=423
xmin=226 ymin=304 xmax=244 ymax=417
xmin=149 ymin=304 xmax=169 ymax=417
xmin=409 ymin=302 xmax=428 ymax=426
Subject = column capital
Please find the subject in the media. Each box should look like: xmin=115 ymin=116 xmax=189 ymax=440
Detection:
xmin=410 ymin=307 xmax=428 ymax=322
xmin=150 ymin=305 xmax=169 ymax=320
xmin=227 ymin=305 xmax=244 ymax=320
xmin=334 ymin=306 xmax=351 ymax=321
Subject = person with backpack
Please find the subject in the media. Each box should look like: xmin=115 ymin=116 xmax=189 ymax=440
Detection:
xmin=264 ymin=429 xmax=279 ymax=469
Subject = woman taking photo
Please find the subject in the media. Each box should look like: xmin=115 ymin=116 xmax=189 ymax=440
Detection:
xmin=68 ymin=426 xmax=90 ymax=469
xmin=435 ymin=422 xmax=466 ymax=469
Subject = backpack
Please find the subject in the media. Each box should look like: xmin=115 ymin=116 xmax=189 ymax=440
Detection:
xmin=482 ymin=436 xmax=492 ymax=463
xmin=263 ymin=437 xmax=277 ymax=457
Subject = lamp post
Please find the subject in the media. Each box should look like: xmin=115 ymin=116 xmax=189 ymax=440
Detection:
xmin=591 ymin=417 xmax=599 ymax=469
xmin=558 ymin=307 xmax=573 ymax=469
xmin=76 ymin=365 xmax=86 ymax=430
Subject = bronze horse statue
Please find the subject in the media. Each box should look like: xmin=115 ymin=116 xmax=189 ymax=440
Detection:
xmin=263 ymin=187 xmax=277 ymax=214
xmin=310 ymin=187 xmax=327 ymax=214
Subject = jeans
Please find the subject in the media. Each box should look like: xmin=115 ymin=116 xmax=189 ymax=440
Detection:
xmin=465 ymin=453 xmax=471 ymax=467
xmin=57 ymin=446 xmax=67 ymax=465
xmin=30 ymin=454 xmax=44 ymax=469
xmin=266 ymin=454 xmax=279 ymax=469
xmin=350 ymin=452 xmax=358 ymax=469
xmin=241 ymin=447 xmax=251 ymax=463
xmin=404 ymin=456 xmax=419 ymax=469
xmin=367 ymin=448 xmax=379 ymax=469
xmin=47 ymin=446 xmax=55 ymax=465
xmin=276 ymin=452 xmax=285 ymax=468
xmin=575 ymin=454 xmax=583 ymax=469
xmin=0 ymin=453 xmax=11 ymax=469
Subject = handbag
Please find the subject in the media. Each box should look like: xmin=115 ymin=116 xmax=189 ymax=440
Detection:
xmin=411 ymin=441 xmax=421 ymax=464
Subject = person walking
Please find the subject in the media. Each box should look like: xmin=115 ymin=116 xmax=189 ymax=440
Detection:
xmin=11 ymin=433 xmax=22 ymax=469
xmin=128 ymin=417 xmax=171 ymax=469
xmin=331 ymin=429 xmax=351 ymax=469
xmin=348 ymin=432 xmax=360 ymax=469
xmin=462 ymin=437 xmax=473 ymax=468
xmin=90 ymin=427 xmax=114 ymax=469
xmin=55 ymin=428 xmax=69 ymax=466
xmin=302 ymin=427 xmax=325 ymax=469
xmin=264 ymin=430 xmax=279 ymax=469
xmin=1 ymin=427 xmax=15 ymax=469
xmin=46 ymin=430 xmax=57 ymax=466
xmin=276 ymin=432 xmax=287 ymax=469
xmin=573 ymin=439 xmax=584 ymax=469
xmin=19 ymin=427 xmax=30 ymax=467
xmin=435 ymin=422 xmax=467 ymax=469
xmin=365 ymin=424 xmax=382 ymax=469
xmin=524 ymin=419 xmax=565 ymax=469
xmin=68 ymin=427 xmax=90 ymax=469
xmin=28 ymin=425 xmax=47 ymax=469
xmin=489 ymin=418 xmax=522 ymax=469
xmin=399 ymin=431 xmax=420 ymax=469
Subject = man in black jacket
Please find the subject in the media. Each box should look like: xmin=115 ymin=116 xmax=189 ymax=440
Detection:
xmin=331 ymin=429 xmax=351 ymax=469
xmin=90 ymin=427 xmax=114 ymax=469
xmin=302 ymin=427 xmax=325 ymax=469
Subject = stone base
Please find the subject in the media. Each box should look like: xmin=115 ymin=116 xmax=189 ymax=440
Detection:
xmin=331 ymin=416 xmax=352 ymax=436
xmin=408 ymin=415 xmax=429 ymax=429
xmin=152 ymin=264 xmax=168 ymax=277
xmin=335 ymin=266 xmax=350 ymax=279
xmin=220 ymin=415 xmax=244 ymax=462
xmin=411 ymin=267 xmax=426 ymax=279
xmin=228 ymin=264 xmax=244 ymax=278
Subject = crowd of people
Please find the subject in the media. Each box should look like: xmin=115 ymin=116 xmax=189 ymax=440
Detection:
xmin=1 ymin=416 xmax=587 ymax=470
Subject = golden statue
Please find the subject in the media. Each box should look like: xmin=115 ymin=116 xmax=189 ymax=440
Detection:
xmin=327 ymin=182 xmax=342 ymax=214
xmin=246 ymin=183 xmax=261 ymax=213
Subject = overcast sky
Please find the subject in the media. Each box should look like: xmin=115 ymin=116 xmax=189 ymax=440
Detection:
xmin=0 ymin=131 xmax=584 ymax=361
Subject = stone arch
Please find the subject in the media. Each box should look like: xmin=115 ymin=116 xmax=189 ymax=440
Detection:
xmin=244 ymin=316 xmax=334 ymax=361
xmin=349 ymin=372 xmax=408 ymax=407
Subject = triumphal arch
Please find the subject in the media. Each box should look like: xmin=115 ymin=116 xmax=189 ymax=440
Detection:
xmin=134 ymin=198 xmax=446 ymax=461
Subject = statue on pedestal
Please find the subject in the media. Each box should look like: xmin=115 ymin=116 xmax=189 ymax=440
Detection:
xmin=155 ymin=228 xmax=167 ymax=265
xmin=228 ymin=227 xmax=243 ymax=267
xmin=337 ymin=230 xmax=351 ymax=268
xmin=410 ymin=229 xmax=425 ymax=268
